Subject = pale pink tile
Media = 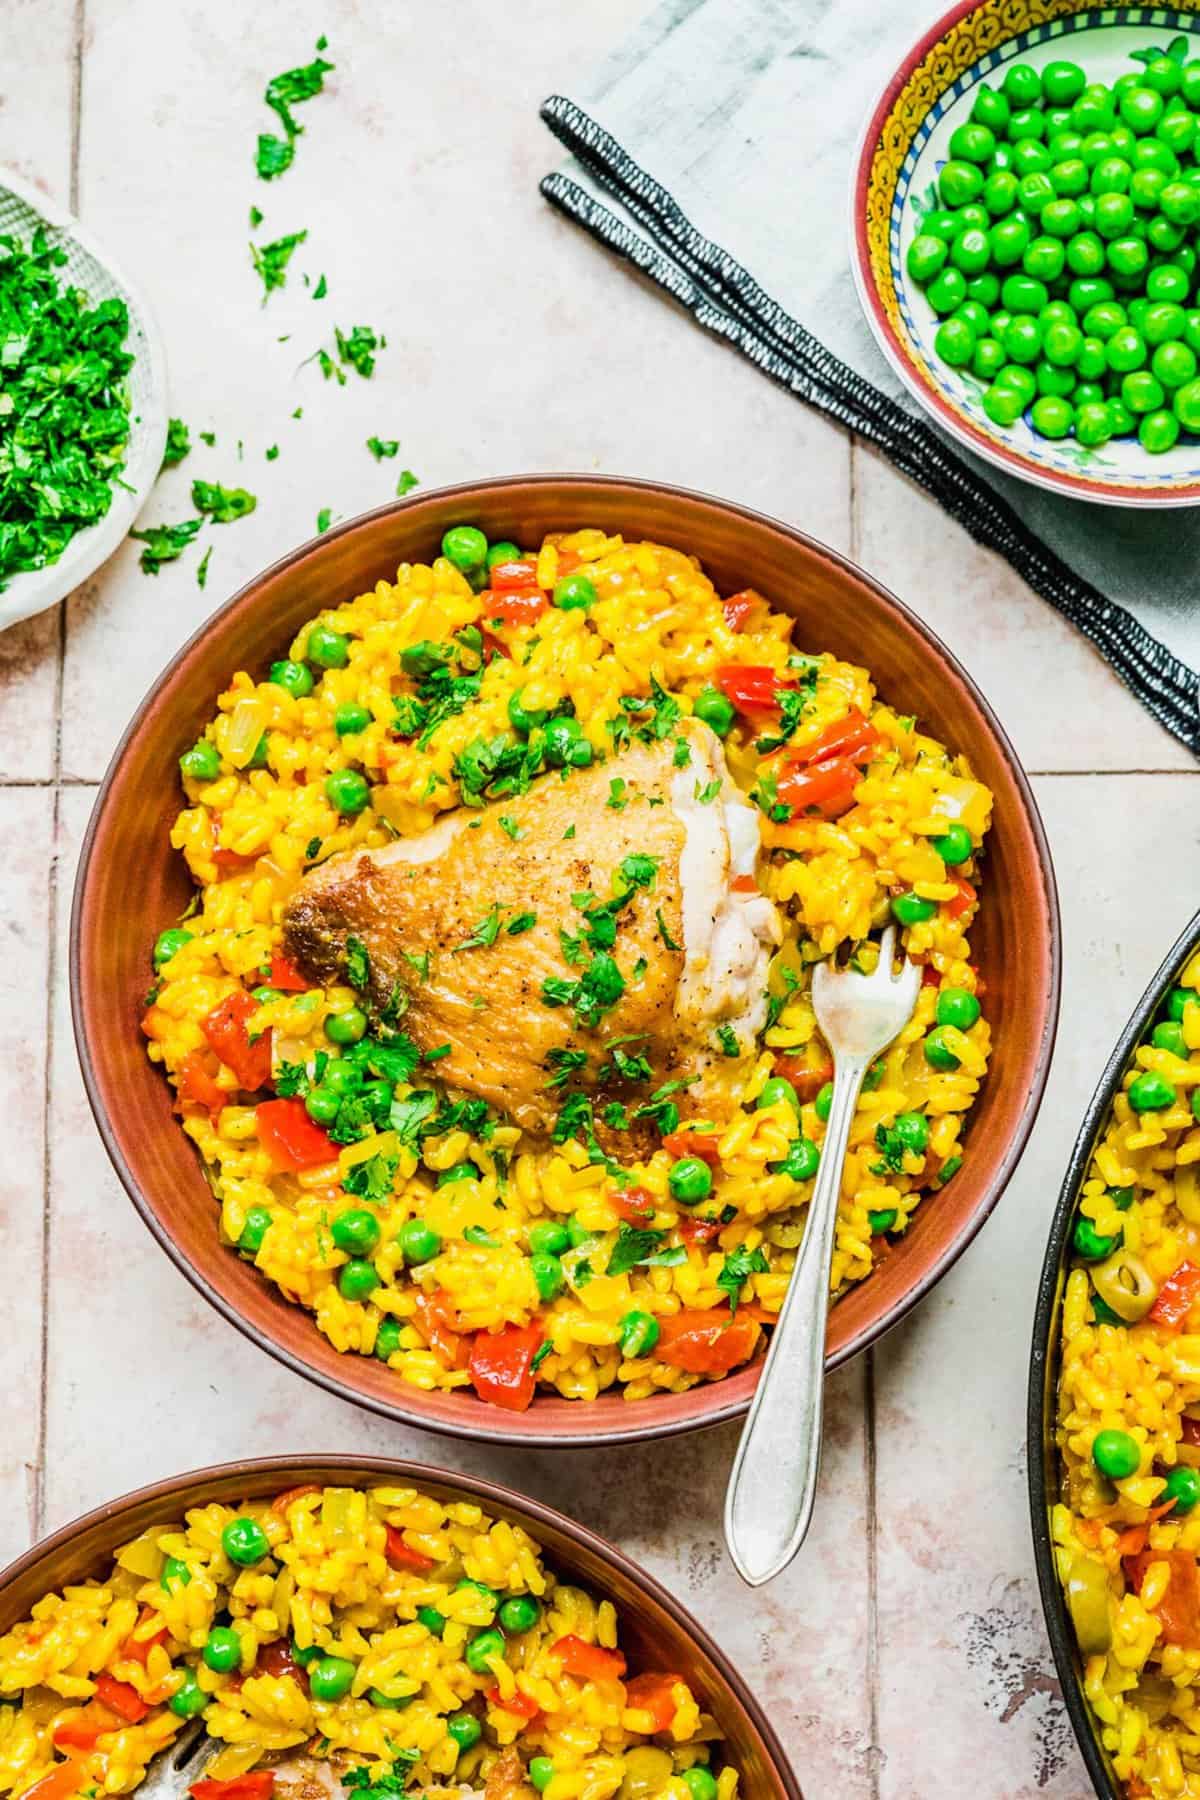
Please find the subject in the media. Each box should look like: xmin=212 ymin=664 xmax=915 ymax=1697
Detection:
xmin=853 ymin=442 xmax=1194 ymax=774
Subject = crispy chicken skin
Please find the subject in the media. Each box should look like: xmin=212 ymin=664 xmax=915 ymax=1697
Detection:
xmin=283 ymin=720 xmax=780 ymax=1137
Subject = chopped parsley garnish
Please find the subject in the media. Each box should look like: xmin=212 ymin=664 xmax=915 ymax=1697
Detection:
xmin=342 ymin=1755 xmax=418 ymax=1800
xmin=316 ymin=507 xmax=333 ymax=533
xmin=498 ymin=815 xmax=522 ymax=840
xmin=694 ymin=778 xmax=722 ymax=804
xmin=531 ymin=1339 xmax=554 ymax=1371
xmin=250 ymin=229 xmax=308 ymax=298
xmin=619 ymin=853 xmax=659 ymax=889
xmin=545 ymin=1047 xmax=588 ymax=1090
xmin=607 ymin=778 xmax=627 ymax=811
xmin=192 ymin=479 xmax=257 ymax=523
xmin=558 ymin=926 xmax=587 ymax=967
xmin=396 ymin=470 xmax=419 ymax=497
xmin=257 ymin=41 xmax=335 ymax=180
xmin=608 ymin=1223 xmax=668 ymax=1276
xmin=765 ymin=965 xmax=800 ymax=1029
xmin=249 ymin=205 xmax=263 ymax=228
xmin=717 ymin=1245 xmax=769 ymax=1313
xmin=274 ymin=1059 xmax=309 ymax=1097
xmin=304 ymin=836 xmax=322 ymax=861
xmin=336 ymin=323 xmax=383 ymax=378
xmin=453 ymin=906 xmax=502 ymax=952
xmin=130 ymin=518 xmax=202 ymax=574
xmin=631 ymin=1077 xmax=694 ymax=1137
xmin=403 ymin=950 xmax=430 ymax=981
xmin=344 ymin=935 xmax=371 ymax=992
xmin=715 ymin=1023 xmax=741 ymax=1057
xmin=342 ymin=1151 xmax=399 ymax=1200
xmin=673 ymin=736 xmax=692 ymax=768
xmin=463 ymin=1223 xmax=497 ymax=1246
xmin=870 ymin=1120 xmax=913 ymax=1176
xmin=562 ymin=824 xmax=576 ymax=840
xmin=506 ymin=912 xmax=536 ymax=936
xmin=199 ymin=430 xmax=216 ymax=447
xmin=313 ymin=274 xmax=327 ymax=300
xmin=755 ymin=682 xmax=817 ymax=755
xmin=540 ymin=951 xmax=626 ymax=1031
xmin=617 ymin=676 xmax=680 ymax=744
xmin=161 ymin=417 xmax=191 ymax=468
xmin=604 ymin=1044 xmax=653 ymax=1084
xmin=602 ymin=1101 xmax=629 ymax=1130
xmin=367 ymin=436 xmax=399 ymax=460
xmin=655 ymin=908 xmax=680 ymax=952
xmin=0 ymin=226 xmax=135 ymax=589
xmin=265 ymin=445 xmax=279 ymax=461
xmin=196 ymin=546 xmax=212 ymax=589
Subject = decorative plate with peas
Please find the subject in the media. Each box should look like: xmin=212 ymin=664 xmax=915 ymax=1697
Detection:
xmin=852 ymin=0 xmax=1200 ymax=505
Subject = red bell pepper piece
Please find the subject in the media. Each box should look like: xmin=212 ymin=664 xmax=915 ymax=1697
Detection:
xmin=721 ymin=589 xmax=761 ymax=632
xmin=1181 ymin=1416 xmax=1200 ymax=1447
xmin=385 ymin=1526 xmax=435 ymax=1572
xmin=201 ymin=991 xmax=273 ymax=1093
xmin=679 ymin=1216 xmax=722 ymax=1246
xmin=660 ymin=1131 xmax=720 ymax=1166
xmin=271 ymin=1484 xmax=320 ymax=1514
xmin=255 ymin=1098 xmax=337 ymax=1172
xmin=554 ymin=1635 xmax=627 ymax=1682
xmin=53 ymin=1702 xmax=118 ymax=1753
xmin=715 ymin=664 xmax=796 ymax=718
xmin=624 ymin=1671 xmax=682 ymax=1732
xmin=23 ymin=1768 xmax=85 ymax=1800
xmin=255 ymin=1641 xmax=306 ymax=1687
xmin=730 ymin=874 xmax=760 ymax=894
xmin=1150 ymin=1262 xmax=1200 ymax=1330
xmin=119 ymin=1608 xmax=169 ymax=1666
xmin=479 ymin=627 xmax=512 ymax=661
xmin=921 ymin=963 xmax=942 ymax=989
xmin=191 ymin=1775 xmax=277 ymax=1800
xmin=268 ymin=953 xmax=309 ymax=992
xmin=93 ymin=1674 xmax=150 ymax=1724
xmin=468 ymin=1319 xmax=545 ymax=1412
xmin=489 ymin=558 xmax=542 ymax=593
xmin=770 ymin=1054 xmax=833 ymax=1101
xmin=413 ymin=1290 xmax=469 ymax=1369
xmin=485 ymin=590 xmax=549 ymax=626
xmin=178 ymin=1051 xmax=227 ymax=1113
xmin=486 ymin=1683 xmax=542 ymax=1721
xmin=775 ymin=755 xmax=861 ymax=821
xmin=1124 ymin=1548 xmax=1200 ymax=1648
xmin=655 ymin=1310 xmax=761 ymax=1376
xmin=946 ymin=877 xmax=977 ymax=920
xmin=612 ymin=1186 xmax=656 ymax=1222
xmin=792 ymin=707 xmax=880 ymax=768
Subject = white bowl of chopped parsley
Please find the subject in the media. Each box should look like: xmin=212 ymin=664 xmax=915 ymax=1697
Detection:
xmin=0 ymin=167 xmax=167 ymax=630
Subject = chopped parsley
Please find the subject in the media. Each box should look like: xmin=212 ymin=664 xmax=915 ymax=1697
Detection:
xmin=316 ymin=507 xmax=333 ymax=533
xmin=313 ymin=274 xmax=327 ymax=299
xmin=265 ymin=445 xmax=279 ymax=461
xmin=540 ymin=951 xmax=626 ymax=1030
xmin=335 ymin=323 xmax=383 ymax=378
xmin=545 ymin=1047 xmax=588 ymax=1090
xmin=396 ymin=470 xmax=419 ymax=497
xmin=453 ymin=906 xmax=502 ymax=952
xmin=608 ymin=1223 xmax=669 ymax=1276
xmin=342 ymin=1151 xmax=399 ymax=1200
xmin=619 ymin=853 xmax=659 ymax=889
xmin=342 ymin=1755 xmax=418 ymax=1800
xmin=344 ymin=935 xmax=371 ymax=992
xmin=403 ymin=950 xmax=430 ymax=981
xmin=249 ymin=205 xmax=263 ymax=228
xmin=694 ymin=778 xmax=722 ymax=804
xmin=631 ymin=1077 xmax=694 ymax=1137
xmin=673 ymin=736 xmax=692 ymax=768
xmin=607 ymin=778 xmax=627 ymax=811
xmin=0 ymin=226 xmax=135 ymax=589
xmin=531 ymin=1338 xmax=554 ymax=1371
xmin=655 ymin=908 xmax=680 ymax=952
xmin=196 ymin=545 xmax=212 ymax=589
xmin=765 ymin=964 xmax=800 ymax=1029
xmin=250 ymin=229 xmax=308 ymax=299
xmin=367 ymin=436 xmax=399 ymax=460
xmin=604 ymin=1044 xmax=653 ymax=1084
xmin=257 ymin=41 xmax=335 ymax=180
xmin=199 ymin=430 xmax=216 ymax=447
xmin=715 ymin=1023 xmax=741 ymax=1057
xmin=717 ymin=1245 xmax=769 ymax=1313
xmin=304 ymin=836 xmax=323 ymax=860
xmin=755 ymin=682 xmax=817 ymax=755
xmin=498 ymin=815 xmax=522 ymax=841
xmin=192 ymin=479 xmax=256 ymax=524
xmin=130 ymin=518 xmax=202 ymax=574
xmin=161 ymin=417 xmax=191 ymax=469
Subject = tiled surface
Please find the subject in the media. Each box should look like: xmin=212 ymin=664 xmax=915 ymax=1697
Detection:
xmin=2 ymin=6 xmax=1198 ymax=1799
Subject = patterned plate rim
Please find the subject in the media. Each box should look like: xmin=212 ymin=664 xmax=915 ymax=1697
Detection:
xmin=850 ymin=0 xmax=1200 ymax=508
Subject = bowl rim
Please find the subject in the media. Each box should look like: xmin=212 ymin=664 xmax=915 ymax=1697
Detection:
xmin=1026 ymin=903 xmax=1200 ymax=1800
xmin=848 ymin=0 xmax=1200 ymax=510
xmin=0 ymin=1452 xmax=804 ymax=1800
xmin=0 ymin=163 xmax=169 ymax=631
xmin=71 ymin=469 xmax=1062 ymax=1447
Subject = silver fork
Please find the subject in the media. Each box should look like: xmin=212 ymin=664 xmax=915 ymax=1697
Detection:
xmin=137 ymin=1722 xmax=223 ymax=1800
xmin=724 ymin=924 xmax=922 ymax=1586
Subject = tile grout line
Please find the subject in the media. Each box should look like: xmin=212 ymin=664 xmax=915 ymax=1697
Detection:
xmin=865 ymin=1345 xmax=881 ymax=1800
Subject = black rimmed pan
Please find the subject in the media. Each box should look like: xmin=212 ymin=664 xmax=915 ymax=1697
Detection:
xmin=1028 ymin=904 xmax=1200 ymax=1799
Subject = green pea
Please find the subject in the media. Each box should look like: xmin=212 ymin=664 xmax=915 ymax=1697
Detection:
xmin=498 ymin=1595 xmax=540 ymax=1635
xmin=692 ymin=685 xmax=735 ymax=738
xmin=442 ymin=526 xmax=489 ymax=573
xmin=1073 ymin=1217 xmax=1120 ymax=1262
xmin=543 ymin=714 xmax=589 ymax=768
xmin=400 ymin=1219 xmax=441 ymax=1263
xmin=325 ymin=768 xmax=370 ymax=815
xmin=1002 ymin=314 xmax=1043 ymax=365
xmin=306 ymin=625 xmax=350 ymax=669
xmin=304 ymin=1085 xmax=340 ymax=1127
xmin=681 ymin=1770 xmax=718 ymax=1800
xmin=949 ymin=121 xmax=994 ymax=163
xmin=161 ymin=1555 xmax=192 ymax=1592
xmin=528 ymin=1219 xmax=570 ymax=1256
xmin=1108 ymin=236 xmax=1149 ymax=283
xmin=936 ymin=987 xmax=981 ymax=1030
xmin=446 ymin=1710 xmax=482 ymax=1751
xmin=927 ymin=266 xmax=968 ymax=315
xmin=1144 ymin=302 xmax=1186 ymax=347
xmin=203 ymin=1626 xmax=242 ymax=1673
xmin=338 ymin=1258 xmax=379 ymax=1300
xmin=972 ymin=85 xmax=1010 ymax=132
xmin=268 ymin=659 xmax=314 ymax=699
xmin=417 ymin=1605 xmax=446 ymax=1637
xmin=1119 ymin=86 xmax=1164 ymax=134
xmin=774 ymin=1135 xmax=821 ymax=1182
xmin=1173 ymin=377 xmax=1200 ymax=431
xmin=1024 ymin=236 xmax=1066 ymax=282
xmin=324 ymin=1007 xmax=367 ymax=1047
xmin=1091 ymin=155 xmax=1131 ymax=196
xmin=1003 ymin=63 xmax=1042 ymax=107
xmin=924 ymin=1027 xmax=961 ymax=1071
xmin=1162 ymin=179 xmax=1200 ymax=225
xmin=531 ymin=1253 xmax=565 ymax=1302
xmin=180 ymin=739 xmax=221 ymax=782
xmin=1106 ymin=396 xmax=1137 ymax=437
xmin=368 ymin=1687 xmax=414 ymax=1710
xmin=895 ymin=1112 xmax=929 ymax=1154
xmin=1042 ymin=59 xmax=1086 ymax=105
xmin=485 ymin=541 xmax=519 ymax=570
xmin=949 ymin=228 xmax=991 ymax=278
xmin=935 ymin=318 xmax=975 ymax=368
xmin=238 ymin=1206 xmax=272 ymax=1255
xmin=375 ymin=1317 xmax=404 ymax=1360
xmin=1041 ymin=198 xmax=1082 ymax=241
xmin=1106 ymin=326 xmax=1147 ymax=372
xmin=1163 ymin=1465 xmax=1200 ymax=1515
xmin=1075 ymin=401 xmax=1112 ymax=447
xmin=1153 ymin=340 xmax=1197 ymax=390
xmin=529 ymin=1761 xmax=555 ymax=1795
xmin=153 ymin=927 xmax=193 ymax=970
xmin=923 ymin=208 xmax=965 ymax=244
xmin=169 ymin=1670 xmax=208 ymax=1718
xmin=815 ymin=1082 xmax=834 ymax=1122
xmin=508 ymin=687 xmax=548 ymax=735
xmin=966 ymin=273 xmax=1001 ymax=310
xmin=891 ymin=891 xmax=937 ymax=925
xmin=938 ymin=160 xmax=984 ymax=208
xmin=309 ymin=1655 xmax=356 ymax=1701
xmin=669 ymin=1156 xmax=713 ymax=1204
xmin=1093 ymin=190 xmax=1134 ymax=239
xmin=983 ymin=382 xmax=1025 ymax=427
xmin=1130 ymin=165 xmax=1168 ymax=210
xmin=619 ymin=1310 xmax=661 ymax=1359
xmin=1168 ymin=987 xmax=1196 ymax=1021
xmin=332 ymin=1209 xmax=381 ymax=1257
xmin=1080 ymin=297 xmax=1124 ymax=338
xmin=1042 ymin=320 xmax=1082 ymax=366
xmin=566 ymin=1215 xmax=594 ymax=1248
xmin=466 ymin=1627 xmax=506 ymax=1674
xmin=756 ymin=1075 xmax=801 ymax=1116
xmin=1091 ymin=1428 xmax=1141 ymax=1480
xmin=222 ymin=1517 xmax=270 ymax=1566
xmin=1109 ymin=1186 xmax=1136 ymax=1212
xmin=1122 ymin=369 xmax=1165 ymax=414
xmin=553 ymin=573 xmax=597 ymax=611
xmin=334 ymin=701 xmax=371 ymax=738
xmin=1151 ymin=1020 xmax=1188 ymax=1058
xmin=1128 ymin=1069 xmax=1176 ymax=1112
xmin=972 ymin=336 xmax=1006 ymax=381
xmin=1141 ymin=408 xmax=1181 ymax=454
xmin=1149 ymin=263 xmax=1192 ymax=304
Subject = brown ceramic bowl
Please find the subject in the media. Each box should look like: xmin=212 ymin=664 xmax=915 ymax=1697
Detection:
xmin=72 ymin=473 xmax=1061 ymax=1445
xmin=0 ymin=1454 xmax=802 ymax=1797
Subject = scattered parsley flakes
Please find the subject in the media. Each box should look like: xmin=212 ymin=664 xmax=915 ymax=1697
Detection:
xmin=673 ymin=736 xmax=691 ymax=767
xmin=344 ymin=935 xmax=371 ymax=991
xmin=304 ymin=836 xmax=322 ymax=861
xmin=313 ymin=273 xmax=327 ymax=300
xmin=196 ymin=545 xmax=212 ymax=589
xmin=192 ymin=479 xmax=256 ymax=523
xmin=498 ymin=815 xmax=522 ymax=841
xmin=161 ymin=417 xmax=191 ymax=469
xmin=619 ymin=853 xmax=659 ymax=889
xmin=403 ymin=950 xmax=430 ymax=981
xmin=506 ymin=911 xmax=537 ymax=935
xmin=715 ymin=1023 xmax=741 ymax=1057
xmin=249 ymin=205 xmax=264 ymax=228
xmin=257 ymin=41 xmax=335 ymax=180
xmin=130 ymin=518 xmax=202 ymax=574
xmin=562 ymin=824 xmax=576 ymax=840
xmin=250 ymin=229 xmax=308 ymax=299
xmin=655 ymin=908 xmax=680 ymax=952
xmin=336 ymin=323 xmax=383 ymax=377
xmin=291 ymin=407 xmax=303 ymax=420
xmin=199 ymin=430 xmax=216 ymax=447
xmin=396 ymin=470 xmax=419 ymax=497
xmin=608 ymin=1223 xmax=669 ymax=1276
xmin=531 ymin=1339 xmax=554 ymax=1372
xmin=694 ymin=778 xmax=722 ymax=804
xmin=453 ymin=905 xmax=502 ymax=952
xmin=717 ymin=1245 xmax=769 ymax=1314
xmin=607 ymin=778 xmax=627 ymax=811
xmin=343 ymin=1151 xmax=398 ymax=1200
xmin=265 ymin=444 xmax=279 ymax=461
xmin=367 ymin=436 xmax=399 ymax=460
xmin=424 ymin=1043 xmax=452 ymax=1062
xmin=316 ymin=507 xmax=332 ymax=533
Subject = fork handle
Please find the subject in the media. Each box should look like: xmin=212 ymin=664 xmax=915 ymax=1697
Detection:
xmin=723 ymin=1052 xmax=868 ymax=1586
